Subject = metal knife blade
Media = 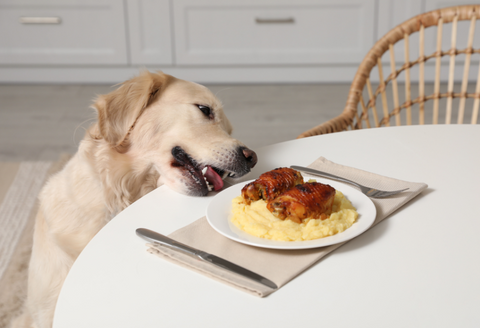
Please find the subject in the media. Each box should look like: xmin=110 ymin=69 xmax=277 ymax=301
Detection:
xmin=136 ymin=228 xmax=278 ymax=290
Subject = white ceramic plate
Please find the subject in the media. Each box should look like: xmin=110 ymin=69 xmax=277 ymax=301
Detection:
xmin=206 ymin=176 xmax=377 ymax=250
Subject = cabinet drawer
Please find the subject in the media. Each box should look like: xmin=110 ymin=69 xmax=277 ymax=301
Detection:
xmin=0 ymin=0 xmax=127 ymax=65
xmin=126 ymin=0 xmax=173 ymax=65
xmin=173 ymin=0 xmax=375 ymax=65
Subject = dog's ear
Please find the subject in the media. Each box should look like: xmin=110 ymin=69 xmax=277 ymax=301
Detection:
xmin=93 ymin=71 xmax=169 ymax=153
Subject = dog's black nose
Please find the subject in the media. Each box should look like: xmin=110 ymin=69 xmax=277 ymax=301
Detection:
xmin=241 ymin=147 xmax=257 ymax=169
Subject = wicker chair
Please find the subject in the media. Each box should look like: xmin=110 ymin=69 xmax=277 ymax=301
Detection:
xmin=298 ymin=5 xmax=480 ymax=139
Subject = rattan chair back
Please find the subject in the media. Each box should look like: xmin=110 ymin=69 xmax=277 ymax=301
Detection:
xmin=298 ymin=5 xmax=480 ymax=138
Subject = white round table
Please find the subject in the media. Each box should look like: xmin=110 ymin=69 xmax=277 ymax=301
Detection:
xmin=54 ymin=125 xmax=480 ymax=328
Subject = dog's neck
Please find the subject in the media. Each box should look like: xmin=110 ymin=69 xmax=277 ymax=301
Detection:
xmin=83 ymin=126 xmax=160 ymax=217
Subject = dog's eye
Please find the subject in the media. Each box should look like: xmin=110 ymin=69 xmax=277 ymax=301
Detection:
xmin=196 ymin=105 xmax=213 ymax=119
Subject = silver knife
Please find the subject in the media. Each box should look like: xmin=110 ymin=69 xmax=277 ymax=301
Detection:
xmin=136 ymin=228 xmax=278 ymax=289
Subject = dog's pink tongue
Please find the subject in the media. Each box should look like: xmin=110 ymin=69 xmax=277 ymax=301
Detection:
xmin=204 ymin=166 xmax=224 ymax=191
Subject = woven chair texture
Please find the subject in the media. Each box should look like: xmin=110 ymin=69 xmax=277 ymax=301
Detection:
xmin=298 ymin=5 xmax=480 ymax=139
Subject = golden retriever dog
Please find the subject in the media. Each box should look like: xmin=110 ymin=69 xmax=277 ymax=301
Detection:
xmin=13 ymin=71 xmax=257 ymax=328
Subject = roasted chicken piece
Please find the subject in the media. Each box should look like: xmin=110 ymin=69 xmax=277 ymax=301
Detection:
xmin=267 ymin=182 xmax=336 ymax=223
xmin=241 ymin=167 xmax=304 ymax=204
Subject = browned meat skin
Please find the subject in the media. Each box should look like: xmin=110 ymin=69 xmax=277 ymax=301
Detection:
xmin=241 ymin=167 xmax=304 ymax=205
xmin=267 ymin=182 xmax=336 ymax=223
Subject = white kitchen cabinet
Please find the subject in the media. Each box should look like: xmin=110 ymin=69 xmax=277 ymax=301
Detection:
xmin=126 ymin=0 xmax=173 ymax=65
xmin=0 ymin=0 xmax=474 ymax=83
xmin=173 ymin=0 xmax=376 ymax=65
xmin=0 ymin=0 xmax=128 ymax=65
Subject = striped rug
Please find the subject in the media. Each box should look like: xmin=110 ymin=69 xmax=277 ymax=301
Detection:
xmin=0 ymin=155 xmax=71 ymax=327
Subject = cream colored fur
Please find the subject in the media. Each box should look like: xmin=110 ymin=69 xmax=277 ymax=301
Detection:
xmin=12 ymin=71 xmax=256 ymax=328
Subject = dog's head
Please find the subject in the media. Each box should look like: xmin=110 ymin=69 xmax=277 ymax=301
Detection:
xmin=92 ymin=71 xmax=257 ymax=196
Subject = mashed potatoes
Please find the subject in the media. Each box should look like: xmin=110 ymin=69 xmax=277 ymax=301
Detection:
xmin=231 ymin=190 xmax=358 ymax=241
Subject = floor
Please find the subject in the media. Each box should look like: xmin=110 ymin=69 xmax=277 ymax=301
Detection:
xmin=0 ymin=83 xmax=349 ymax=161
xmin=0 ymin=81 xmax=477 ymax=161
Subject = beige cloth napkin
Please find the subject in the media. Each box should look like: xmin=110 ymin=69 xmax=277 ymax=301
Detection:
xmin=147 ymin=157 xmax=428 ymax=297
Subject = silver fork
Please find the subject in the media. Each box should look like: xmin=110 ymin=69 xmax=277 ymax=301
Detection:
xmin=290 ymin=165 xmax=409 ymax=198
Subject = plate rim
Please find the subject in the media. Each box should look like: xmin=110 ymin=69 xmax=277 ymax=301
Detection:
xmin=205 ymin=175 xmax=377 ymax=250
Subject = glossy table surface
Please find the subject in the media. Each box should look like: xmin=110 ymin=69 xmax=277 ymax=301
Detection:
xmin=54 ymin=125 xmax=480 ymax=328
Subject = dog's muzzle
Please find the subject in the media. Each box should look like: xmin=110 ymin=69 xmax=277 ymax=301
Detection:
xmin=170 ymin=145 xmax=258 ymax=196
